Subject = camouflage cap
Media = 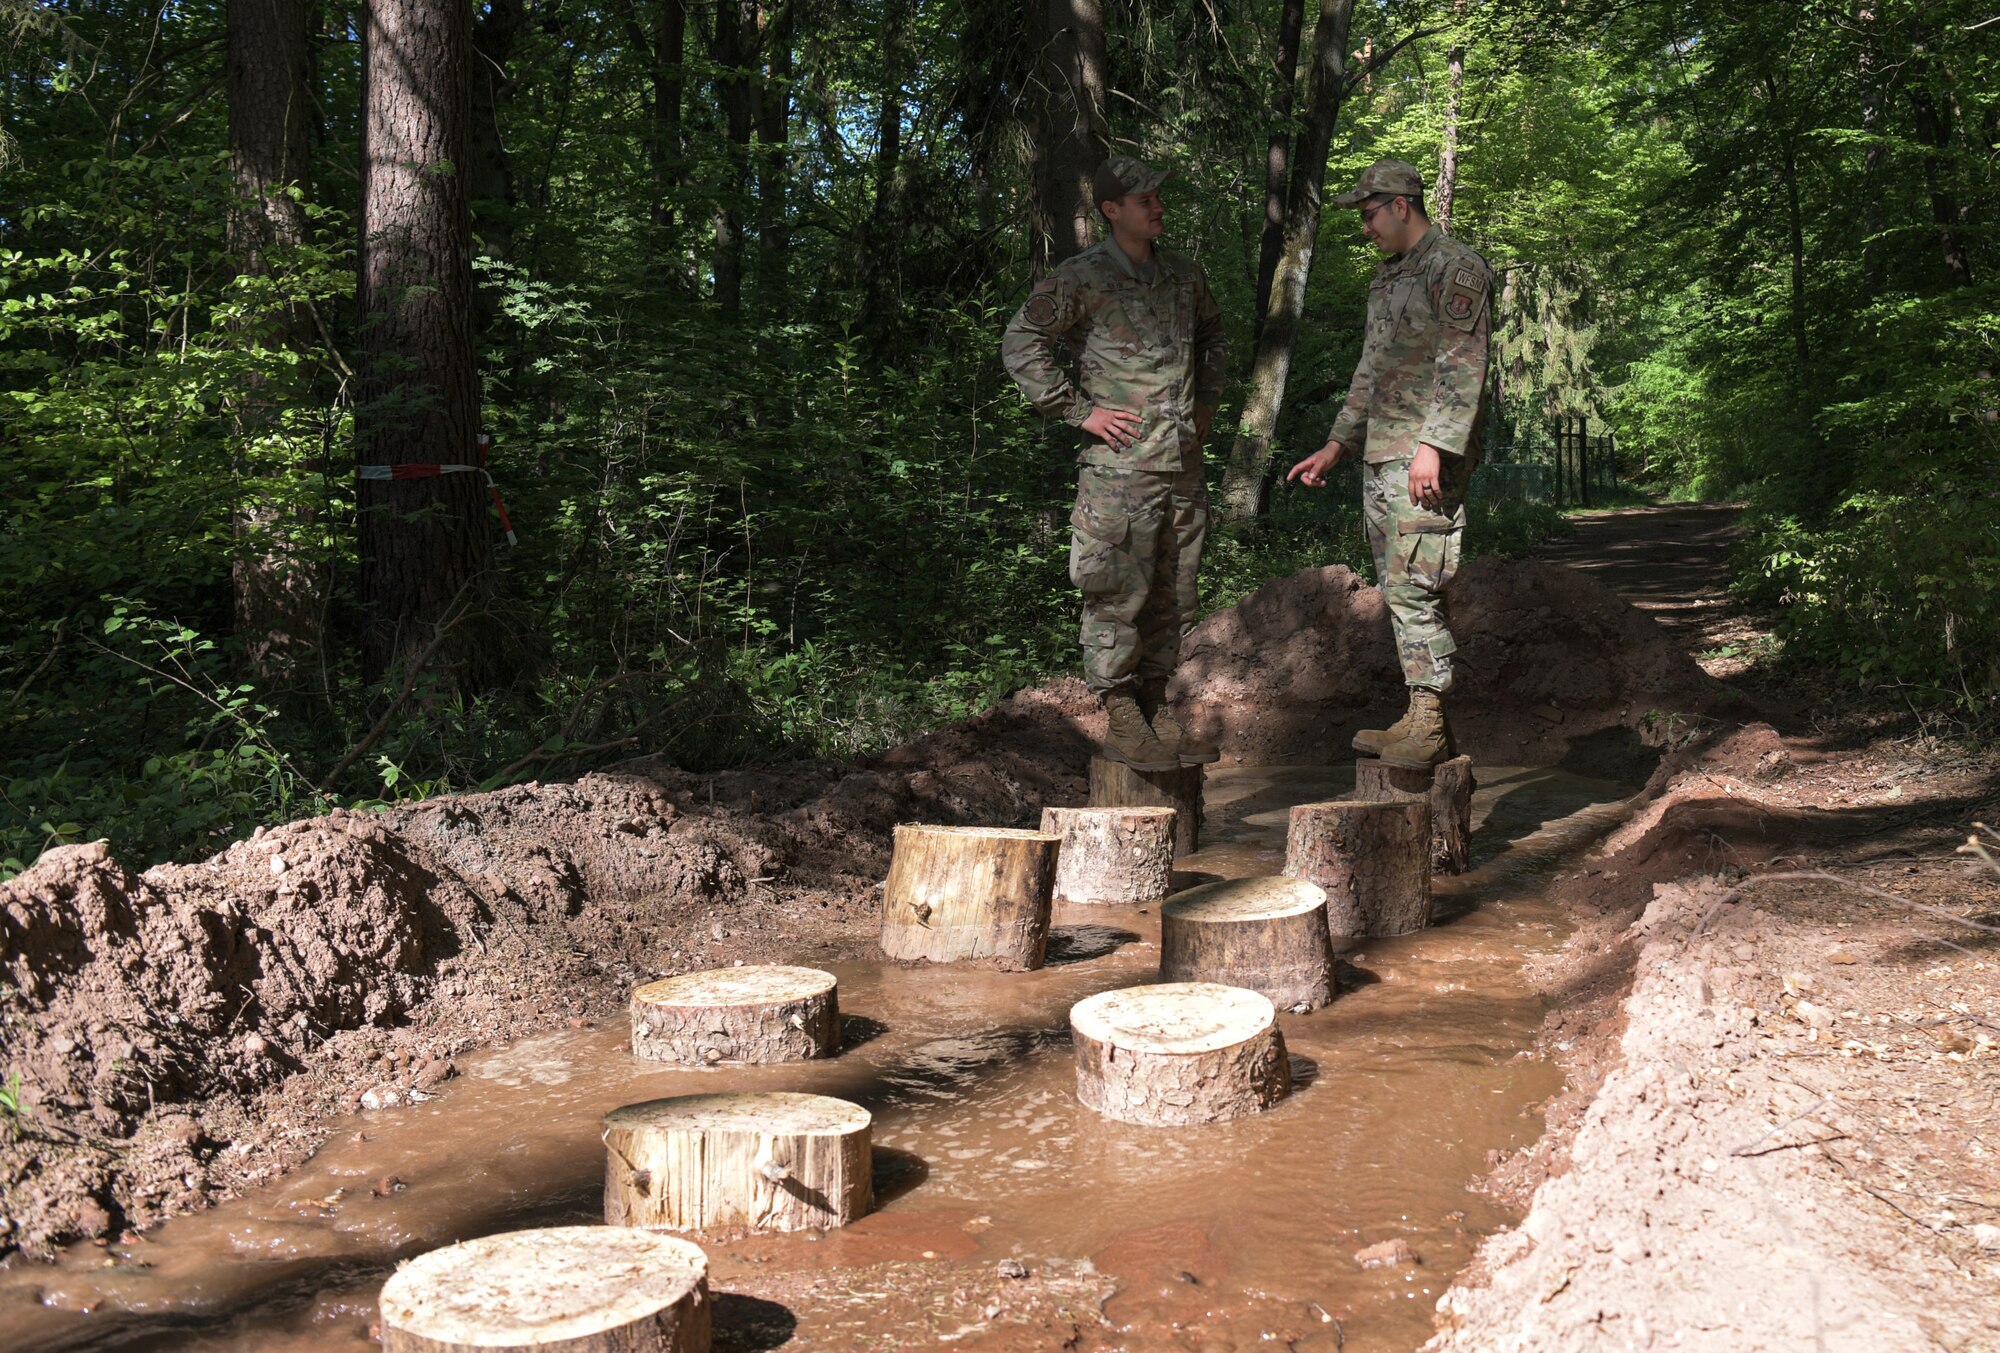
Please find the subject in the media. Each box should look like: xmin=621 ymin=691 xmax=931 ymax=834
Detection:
xmin=1332 ymin=158 xmax=1425 ymax=208
xmin=1093 ymin=156 xmax=1176 ymax=211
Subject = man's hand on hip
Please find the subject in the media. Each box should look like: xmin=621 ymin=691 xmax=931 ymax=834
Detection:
xmin=1286 ymin=440 xmax=1345 ymax=488
xmin=1408 ymin=443 xmax=1447 ymax=509
xmin=1082 ymin=406 xmax=1143 ymax=450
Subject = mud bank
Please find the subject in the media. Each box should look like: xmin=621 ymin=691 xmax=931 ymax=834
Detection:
xmin=1429 ymin=724 xmax=2000 ymax=1351
xmin=1 ymin=557 xmax=1713 ymax=1263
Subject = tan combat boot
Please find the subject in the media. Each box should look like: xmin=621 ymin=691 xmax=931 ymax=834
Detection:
xmin=1376 ymin=688 xmax=1454 ymax=769
xmin=1142 ymin=680 xmax=1219 ymax=765
xmin=1101 ymin=689 xmax=1179 ymax=772
xmin=1351 ymin=697 xmax=1415 ymax=757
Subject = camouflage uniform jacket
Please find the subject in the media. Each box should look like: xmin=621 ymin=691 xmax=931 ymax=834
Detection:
xmin=1327 ymin=226 xmax=1493 ymax=465
xmin=1001 ymin=240 xmax=1228 ymax=472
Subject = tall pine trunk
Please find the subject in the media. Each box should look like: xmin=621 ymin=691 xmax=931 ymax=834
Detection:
xmin=1433 ymin=18 xmax=1465 ymax=230
xmin=1218 ymin=0 xmax=1356 ymax=523
xmin=1252 ymin=0 xmax=1305 ymax=344
xmin=227 ymin=0 xmax=319 ymax=686
xmin=1908 ymin=77 xmax=1974 ymax=287
xmin=711 ymin=0 xmax=758 ymax=315
xmin=1031 ymin=0 xmax=1109 ymax=272
xmin=355 ymin=0 xmax=494 ymax=687
xmin=756 ymin=2 xmax=793 ymax=310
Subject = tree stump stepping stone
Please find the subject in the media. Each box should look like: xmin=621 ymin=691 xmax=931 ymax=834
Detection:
xmin=629 ymin=966 xmax=839 ymax=1065
xmin=1285 ymin=800 xmax=1433 ymax=938
xmin=378 ymin=1225 xmax=710 ymax=1353
xmin=1088 ymin=755 xmax=1203 ymax=857
xmin=1070 ymin=982 xmax=1291 ymax=1126
xmin=879 ymin=823 xmax=1059 ymax=970
xmin=1159 ymin=875 xmax=1336 ymax=1011
xmin=603 ymin=1092 xmax=872 ymax=1232
xmin=1354 ymin=754 xmax=1475 ymax=875
xmin=1040 ymin=805 xmax=1178 ymax=906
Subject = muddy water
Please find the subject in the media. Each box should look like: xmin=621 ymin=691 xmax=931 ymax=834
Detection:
xmin=4 ymin=764 xmax=1634 ymax=1353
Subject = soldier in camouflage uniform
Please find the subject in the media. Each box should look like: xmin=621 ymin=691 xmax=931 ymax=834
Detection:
xmin=1002 ymin=157 xmax=1228 ymax=772
xmin=1287 ymin=158 xmax=1493 ymax=769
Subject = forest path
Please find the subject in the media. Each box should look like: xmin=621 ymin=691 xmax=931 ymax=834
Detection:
xmin=1534 ymin=500 xmax=1773 ymax=680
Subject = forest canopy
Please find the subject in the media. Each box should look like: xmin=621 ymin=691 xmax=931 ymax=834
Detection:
xmin=2 ymin=0 xmax=1996 ymax=876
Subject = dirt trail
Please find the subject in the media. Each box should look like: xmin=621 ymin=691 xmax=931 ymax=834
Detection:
xmin=1425 ymin=503 xmax=2000 ymax=1352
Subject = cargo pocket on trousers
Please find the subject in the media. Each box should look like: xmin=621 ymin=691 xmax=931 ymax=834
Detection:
xmin=1395 ymin=526 xmax=1463 ymax=593
xmin=1069 ymin=503 xmax=1132 ymax=596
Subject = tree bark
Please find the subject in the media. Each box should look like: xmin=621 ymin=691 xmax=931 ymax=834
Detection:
xmin=227 ymin=0 xmax=319 ymax=686
xmin=1284 ymin=799 xmax=1432 ymax=937
xmin=1434 ymin=35 xmax=1465 ymax=230
xmin=1252 ymin=0 xmax=1306 ymax=343
xmin=862 ymin=0 xmax=909 ymax=331
xmin=624 ymin=0 xmax=687 ymax=275
xmin=1087 ymin=756 xmax=1203 ymax=857
xmin=1908 ymin=78 xmax=1974 ymax=288
xmin=630 ymin=966 xmax=840 ymax=1064
xmin=879 ymin=824 xmax=1059 ymax=969
xmin=710 ymin=0 xmax=758 ymax=315
xmin=1159 ymin=876 xmax=1335 ymax=1012
xmin=378 ymin=1226 xmax=710 ymax=1353
xmin=1039 ymin=805 xmax=1178 ymax=906
xmin=756 ymin=0 xmax=793 ymax=309
xmin=1353 ymin=754 xmax=1475 ymax=874
xmin=1071 ymin=983 xmax=1291 ymax=1126
xmin=1218 ymin=0 xmax=1358 ymax=522
xmin=1031 ymin=0 xmax=1109 ymax=272
xmin=602 ymin=1092 xmax=873 ymax=1231
xmin=356 ymin=0 xmax=495 ymax=688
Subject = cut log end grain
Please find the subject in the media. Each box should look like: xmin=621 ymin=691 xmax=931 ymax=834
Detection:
xmin=378 ymin=1225 xmax=710 ymax=1353
xmin=1070 ymin=982 xmax=1291 ymax=1126
xmin=630 ymin=966 xmax=839 ymax=1065
xmin=603 ymin=1092 xmax=872 ymax=1233
xmin=1039 ymin=805 xmax=1178 ymax=906
xmin=880 ymin=823 xmax=1059 ymax=970
xmin=1087 ymin=756 xmax=1204 ymax=857
xmin=1159 ymin=875 xmax=1335 ymax=1012
xmin=1285 ymin=799 xmax=1433 ymax=939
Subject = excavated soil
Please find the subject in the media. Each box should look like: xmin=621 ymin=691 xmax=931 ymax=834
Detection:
xmin=0 ymin=554 xmax=1716 ymax=1264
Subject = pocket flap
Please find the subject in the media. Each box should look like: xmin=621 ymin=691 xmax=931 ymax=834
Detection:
xmin=1396 ymin=504 xmax=1468 ymax=535
xmin=1072 ymin=502 xmax=1130 ymax=546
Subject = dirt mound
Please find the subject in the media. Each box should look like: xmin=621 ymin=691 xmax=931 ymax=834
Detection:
xmin=1174 ymin=557 xmax=1717 ymax=769
xmin=1 ymin=558 xmax=1718 ymax=1259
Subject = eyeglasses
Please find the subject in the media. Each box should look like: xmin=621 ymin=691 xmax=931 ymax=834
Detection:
xmin=1359 ymin=198 xmax=1402 ymax=225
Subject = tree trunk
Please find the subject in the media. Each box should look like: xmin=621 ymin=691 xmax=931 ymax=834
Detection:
xmin=879 ymin=824 xmax=1060 ymax=969
xmin=1434 ymin=38 xmax=1465 ymax=230
xmin=1855 ymin=2 xmax=1887 ymax=294
xmin=1218 ymin=0 xmax=1358 ymax=522
xmin=1087 ymin=756 xmax=1203 ymax=857
xmin=1071 ymin=983 xmax=1291 ymax=1126
xmin=602 ymin=1092 xmax=873 ymax=1231
xmin=1039 ymin=805 xmax=1178 ymax=906
xmin=378 ymin=1226 xmax=710 ymax=1353
xmin=630 ymin=965 xmax=840 ymax=1064
xmin=356 ymin=0 xmax=495 ymax=688
xmin=227 ymin=0 xmax=319 ymax=686
xmin=862 ymin=0 xmax=908 ymax=331
xmin=1908 ymin=80 xmax=1974 ymax=288
xmin=1031 ymin=0 xmax=1109 ymax=272
xmin=625 ymin=0 xmax=687 ymax=267
xmin=1159 ymin=876 xmax=1335 ymax=1012
xmin=711 ymin=0 xmax=758 ymax=315
xmin=1284 ymin=799 xmax=1432 ymax=937
xmin=1252 ymin=0 xmax=1306 ymax=343
xmin=756 ymin=1 xmax=793 ymax=309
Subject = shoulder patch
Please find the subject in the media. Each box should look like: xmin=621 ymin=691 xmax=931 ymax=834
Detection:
xmin=1439 ymin=263 xmax=1488 ymax=332
xmin=1023 ymin=278 xmax=1060 ymax=327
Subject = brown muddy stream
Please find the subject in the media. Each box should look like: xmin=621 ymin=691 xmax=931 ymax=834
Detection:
xmin=4 ymin=763 xmax=1636 ymax=1352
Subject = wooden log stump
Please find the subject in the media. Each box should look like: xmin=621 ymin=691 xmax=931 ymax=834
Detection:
xmin=1070 ymin=982 xmax=1291 ymax=1126
xmin=378 ymin=1225 xmax=710 ymax=1353
xmin=1039 ymin=805 xmax=1178 ymax=906
xmin=1285 ymin=800 xmax=1433 ymax=939
xmin=1088 ymin=755 xmax=1203 ymax=857
xmin=878 ymin=824 xmax=1058 ymax=970
xmin=1354 ymin=754 xmax=1476 ymax=875
xmin=630 ymin=966 xmax=839 ymax=1065
xmin=1159 ymin=876 xmax=1336 ymax=1012
xmin=603 ymin=1092 xmax=872 ymax=1233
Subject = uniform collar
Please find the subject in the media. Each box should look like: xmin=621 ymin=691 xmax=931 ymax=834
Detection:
xmin=1381 ymin=224 xmax=1443 ymax=276
xmin=1100 ymin=236 xmax=1169 ymax=282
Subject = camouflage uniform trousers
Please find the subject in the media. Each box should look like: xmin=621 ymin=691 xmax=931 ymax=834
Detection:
xmin=1362 ymin=454 xmax=1469 ymax=693
xmin=1068 ymin=462 xmax=1209 ymax=693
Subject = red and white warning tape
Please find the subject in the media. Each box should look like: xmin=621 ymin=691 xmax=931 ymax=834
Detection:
xmin=356 ymin=434 xmax=517 ymax=545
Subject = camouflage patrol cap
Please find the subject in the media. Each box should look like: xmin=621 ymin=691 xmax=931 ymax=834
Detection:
xmin=1092 ymin=156 xmax=1176 ymax=211
xmin=1332 ymin=158 xmax=1425 ymax=208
